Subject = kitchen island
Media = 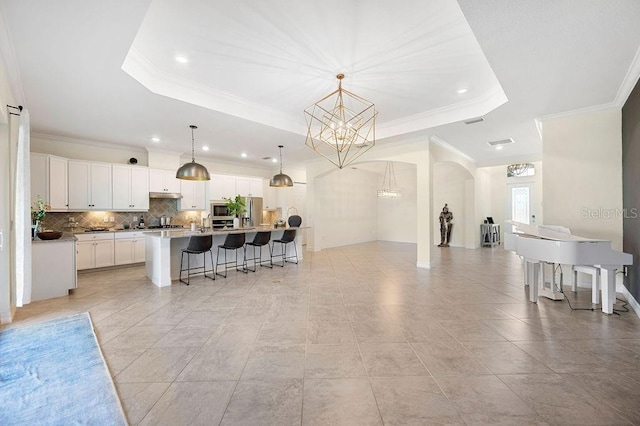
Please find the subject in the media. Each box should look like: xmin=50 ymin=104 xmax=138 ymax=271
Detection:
xmin=145 ymin=227 xmax=305 ymax=287
xmin=32 ymin=234 xmax=77 ymax=301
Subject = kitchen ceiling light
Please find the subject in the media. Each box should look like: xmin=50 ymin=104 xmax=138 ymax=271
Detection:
xmin=202 ymin=146 xmax=209 ymax=151
xmin=304 ymin=73 xmax=378 ymax=169
xmin=377 ymin=162 xmax=402 ymax=198
xmin=176 ymin=125 xmax=211 ymax=181
xmin=175 ymin=55 xmax=189 ymax=63
xmin=269 ymin=145 xmax=293 ymax=187
xmin=241 ymin=152 xmax=247 ymax=158
xmin=151 ymin=137 xmax=160 ymax=142
xmin=457 ymin=88 xmax=468 ymax=94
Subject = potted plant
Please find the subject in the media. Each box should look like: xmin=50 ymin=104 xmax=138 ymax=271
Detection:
xmin=31 ymin=196 xmax=49 ymax=238
xmin=224 ymin=195 xmax=246 ymax=228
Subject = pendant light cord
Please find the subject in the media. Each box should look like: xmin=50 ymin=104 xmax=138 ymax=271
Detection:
xmin=190 ymin=125 xmax=197 ymax=162
xmin=278 ymin=145 xmax=285 ymax=174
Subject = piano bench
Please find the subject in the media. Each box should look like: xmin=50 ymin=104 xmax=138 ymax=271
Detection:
xmin=572 ymin=265 xmax=600 ymax=304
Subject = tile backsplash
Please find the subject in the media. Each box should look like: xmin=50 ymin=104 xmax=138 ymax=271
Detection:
xmin=42 ymin=199 xmax=205 ymax=231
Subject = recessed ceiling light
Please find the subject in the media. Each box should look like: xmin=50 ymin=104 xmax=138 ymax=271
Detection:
xmin=202 ymin=146 xmax=209 ymax=151
xmin=151 ymin=137 xmax=160 ymax=143
xmin=457 ymin=88 xmax=468 ymax=94
xmin=272 ymin=158 xmax=278 ymax=163
xmin=241 ymin=153 xmax=247 ymax=158
xmin=495 ymin=145 xmax=504 ymax=150
xmin=175 ymin=55 xmax=189 ymax=64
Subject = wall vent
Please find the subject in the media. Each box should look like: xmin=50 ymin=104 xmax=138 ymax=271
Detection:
xmin=487 ymin=138 xmax=514 ymax=147
xmin=464 ymin=117 xmax=485 ymax=125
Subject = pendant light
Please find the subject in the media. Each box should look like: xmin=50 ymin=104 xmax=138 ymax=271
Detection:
xmin=270 ymin=145 xmax=293 ymax=187
xmin=377 ymin=161 xmax=401 ymax=198
xmin=176 ymin=125 xmax=211 ymax=180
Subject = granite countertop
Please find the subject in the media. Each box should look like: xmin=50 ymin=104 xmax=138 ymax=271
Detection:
xmin=32 ymin=233 xmax=78 ymax=243
xmin=70 ymin=227 xmax=186 ymax=234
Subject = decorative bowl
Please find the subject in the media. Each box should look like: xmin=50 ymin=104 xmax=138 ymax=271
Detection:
xmin=37 ymin=231 xmax=63 ymax=240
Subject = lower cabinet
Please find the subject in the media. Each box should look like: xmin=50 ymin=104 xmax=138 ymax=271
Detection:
xmin=114 ymin=232 xmax=146 ymax=265
xmin=76 ymin=233 xmax=115 ymax=270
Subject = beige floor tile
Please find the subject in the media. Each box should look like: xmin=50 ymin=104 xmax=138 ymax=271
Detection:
xmin=256 ymin=322 xmax=307 ymax=345
xmin=103 ymin=325 xmax=174 ymax=349
xmin=225 ymin=306 xmax=271 ymax=323
xmin=514 ymin=340 xmax=613 ymax=373
xmin=482 ymin=318 xmax=548 ymax=341
xmin=302 ymin=378 xmax=382 ymax=426
xmin=266 ymin=305 xmax=308 ymax=323
xmin=562 ymin=372 xmax=640 ymax=424
xmin=305 ymin=345 xmax=366 ymax=378
xmin=436 ymin=375 xmax=546 ymax=425
xmin=499 ymin=373 xmax=630 ymax=425
xmin=139 ymin=381 xmax=236 ymax=426
xmin=177 ymin=345 xmax=252 ymax=381
xmin=308 ymin=304 xmax=349 ymax=322
xmin=153 ymin=325 xmax=217 ymax=348
xmin=371 ymin=376 xmax=465 ymax=425
xmin=177 ymin=308 xmax=233 ymax=327
xmin=462 ymin=341 xmax=554 ymax=375
xmin=241 ymin=345 xmax=305 ymax=379
xmin=204 ymin=322 xmax=262 ymax=347
xmin=116 ymin=347 xmax=198 ymax=383
xmin=412 ymin=341 xmax=491 ymax=377
xmin=116 ymin=382 xmax=171 ymax=425
xmin=437 ymin=320 xmax=508 ymax=342
xmin=359 ymin=343 xmax=429 ymax=377
xmin=221 ymin=379 xmax=302 ymax=425
xmin=306 ymin=321 xmax=356 ymax=344
xmin=352 ymin=321 xmax=407 ymax=343
xmin=102 ymin=347 xmax=147 ymax=376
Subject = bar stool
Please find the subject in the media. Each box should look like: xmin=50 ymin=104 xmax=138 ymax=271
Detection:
xmin=245 ymin=231 xmax=273 ymax=271
xmin=288 ymin=215 xmax=302 ymax=227
xmin=215 ymin=233 xmax=248 ymax=278
xmin=271 ymin=229 xmax=298 ymax=267
xmin=179 ymin=235 xmax=215 ymax=285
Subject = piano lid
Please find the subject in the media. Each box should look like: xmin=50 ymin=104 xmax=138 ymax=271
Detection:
xmin=506 ymin=221 xmax=606 ymax=242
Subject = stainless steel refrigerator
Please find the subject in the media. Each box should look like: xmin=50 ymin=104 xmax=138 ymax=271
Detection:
xmin=241 ymin=197 xmax=263 ymax=227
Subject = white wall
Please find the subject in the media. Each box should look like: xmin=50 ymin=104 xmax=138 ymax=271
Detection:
xmin=32 ymin=134 xmax=148 ymax=166
xmin=315 ymin=168 xmax=378 ymax=249
xmin=542 ymin=109 xmax=622 ymax=250
xmin=377 ymin=165 xmax=417 ymax=243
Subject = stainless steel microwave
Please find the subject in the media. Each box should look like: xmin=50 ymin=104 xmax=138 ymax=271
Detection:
xmin=211 ymin=202 xmax=232 ymax=219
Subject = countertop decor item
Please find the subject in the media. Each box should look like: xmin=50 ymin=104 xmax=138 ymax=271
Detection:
xmin=269 ymin=145 xmax=293 ymax=187
xmin=36 ymin=230 xmax=63 ymax=240
xmin=304 ymin=73 xmax=378 ymax=169
xmin=176 ymin=125 xmax=211 ymax=180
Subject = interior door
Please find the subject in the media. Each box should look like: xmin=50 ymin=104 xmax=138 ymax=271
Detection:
xmin=507 ymin=183 xmax=535 ymax=229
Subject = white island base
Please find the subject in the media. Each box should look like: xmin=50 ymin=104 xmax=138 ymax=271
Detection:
xmin=145 ymin=228 xmax=304 ymax=287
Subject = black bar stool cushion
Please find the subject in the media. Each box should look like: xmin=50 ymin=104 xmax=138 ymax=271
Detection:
xmin=247 ymin=231 xmax=271 ymax=247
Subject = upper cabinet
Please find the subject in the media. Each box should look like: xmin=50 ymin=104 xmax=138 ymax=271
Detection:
xmin=210 ymin=174 xmax=236 ymax=200
xmin=112 ymin=165 xmax=149 ymax=211
xmin=30 ymin=154 xmax=69 ymax=211
xmin=211 ymin=174 xmax=263 ymax=200
xmin=68 ymin=160 xmax=112 ymax=210
xmin=149 ymin=169 xmax=180 ymax=193
xmin=179 ymin=180 xmax=209 ymax=211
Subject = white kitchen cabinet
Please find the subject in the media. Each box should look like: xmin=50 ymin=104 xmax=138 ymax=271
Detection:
xmin=112 ymin=165 xmax=149 ymax=211
xmin=30 ymin=154 xmax=68 ymax=211
xmin=68 ymin=161 xmax=112 ymax=210
xmin=236 ymin=176 xmax=264 ymax=197
xmin=149 ymin=169 xmax=181 ymax=193
xmin=114 ymin=231 xmax=146 ymax=265
xmin=179 ymin=180 xmax=209 ymax=210
xmin=75 ymin=233 xmax=115 ymax=270
xmin=210 ymin=174 xmax=236 ymax=200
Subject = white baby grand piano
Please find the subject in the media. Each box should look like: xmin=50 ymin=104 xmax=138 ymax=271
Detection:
xmin=504 ymin=221 xmax=632 ymax=314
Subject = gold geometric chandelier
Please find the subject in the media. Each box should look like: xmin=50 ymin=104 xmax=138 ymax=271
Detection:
xmin=304 ymin=74 xmax=377 ymax=169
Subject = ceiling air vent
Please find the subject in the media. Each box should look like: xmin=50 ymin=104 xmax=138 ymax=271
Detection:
xmin=464 ymin=117 xmax=485 ymax=125
xmin=487 ymin=138 xmax=514 ymax=147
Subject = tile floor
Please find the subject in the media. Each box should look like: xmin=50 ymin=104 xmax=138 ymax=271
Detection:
xmin=6 ymin=242 xmax=640 ymax=425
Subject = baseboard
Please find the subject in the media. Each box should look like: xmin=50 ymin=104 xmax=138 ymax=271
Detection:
xmin=416 ymin=262 xmax=431 ymax=269
xmin=618 ymin=283 xmax=640 ymax=319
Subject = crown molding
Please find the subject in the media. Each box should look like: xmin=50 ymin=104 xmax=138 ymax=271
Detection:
xmin=429 ymin=135 xmax=475 ymax=163
xmin=122 ymin=47 xmax=307 ymax=135
xmin=32 ymin=132 xmax=147 ymax=152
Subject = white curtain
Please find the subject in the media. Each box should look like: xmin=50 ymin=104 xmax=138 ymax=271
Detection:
xmin=15 ymin=109 xmax=31 ymax=307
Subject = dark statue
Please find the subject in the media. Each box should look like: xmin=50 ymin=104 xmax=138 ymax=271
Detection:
xmin=438 ymin=204 xmax=453 ymax=247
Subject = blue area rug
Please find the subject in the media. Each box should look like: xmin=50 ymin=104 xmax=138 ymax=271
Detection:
xmin=0 ymin=313 xmax=127 ymax=425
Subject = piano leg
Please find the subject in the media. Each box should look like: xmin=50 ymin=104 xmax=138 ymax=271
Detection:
xmin=599 ymin=267 xmax=616 ymax=315
xmin=530 ymin=261 xmax=540 ymax=303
